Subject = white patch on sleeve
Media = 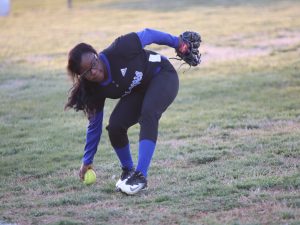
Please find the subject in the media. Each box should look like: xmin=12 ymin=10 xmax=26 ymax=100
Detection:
xmin=149 ymin=54 xmax=161 ymax=62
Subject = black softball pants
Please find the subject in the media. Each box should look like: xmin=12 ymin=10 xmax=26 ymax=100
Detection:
xmin=106 ymin=60 xmax=179 ymax=148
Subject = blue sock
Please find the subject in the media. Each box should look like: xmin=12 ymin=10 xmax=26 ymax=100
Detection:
xmin=114 ymin=144 xmax=133 ymax=169
xmin=136 ymin=139 xmax=156 ymax=177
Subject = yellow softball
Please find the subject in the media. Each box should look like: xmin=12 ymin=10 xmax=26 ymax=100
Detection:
xmin=83 ymin=169 xmax=96 ymax=185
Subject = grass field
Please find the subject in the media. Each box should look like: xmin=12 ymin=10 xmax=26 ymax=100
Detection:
xmin=0 ymin=0 xmax=300 ymax=224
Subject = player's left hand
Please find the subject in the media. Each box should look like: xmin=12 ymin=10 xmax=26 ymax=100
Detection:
xmin=176 ymin=31 xmax=201 ymax=67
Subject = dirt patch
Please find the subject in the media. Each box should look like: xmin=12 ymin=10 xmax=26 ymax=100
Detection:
xmin=159 ymin=44 xmax=270 ymax=68
xmin=235 ymin=30 xmax=300 ymax=49
xmin=25 ymin=55 xmax=53 ymax=63
xmin=202 ymin=45 xmax=270 ymax=64
xmin=81 ymin=31 xmax=107 ymax=40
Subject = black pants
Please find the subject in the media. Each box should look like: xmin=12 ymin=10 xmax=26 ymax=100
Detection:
xmin=106 ymin=59 xmax=179 ymax=148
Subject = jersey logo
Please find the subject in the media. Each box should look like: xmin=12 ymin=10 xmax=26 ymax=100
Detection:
xmin=120 ymin=68 xmax=127 ymax=77
xmin=122 ymin=71 xmax=143 ymax=97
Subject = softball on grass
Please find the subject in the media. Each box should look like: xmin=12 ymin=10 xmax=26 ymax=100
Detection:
xmin=83 ymin=169 xmax=96 ymax=185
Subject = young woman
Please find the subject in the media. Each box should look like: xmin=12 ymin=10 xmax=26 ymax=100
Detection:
xmin=66 ymin=28 xmax=197 ymax=195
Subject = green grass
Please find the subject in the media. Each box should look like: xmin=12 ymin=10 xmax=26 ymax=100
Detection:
xmin=1 ymin=0 xmax=300 ymax=224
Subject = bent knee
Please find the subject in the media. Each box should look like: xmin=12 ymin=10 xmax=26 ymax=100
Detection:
xmin=139 ymin=109 xmax=161 ymax=125
xmin=106 ymin=122 xmax=127 ymax=135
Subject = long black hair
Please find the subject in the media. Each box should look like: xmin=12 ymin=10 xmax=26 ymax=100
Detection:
xmin=65 ymin=43 xmax=102 ymax=117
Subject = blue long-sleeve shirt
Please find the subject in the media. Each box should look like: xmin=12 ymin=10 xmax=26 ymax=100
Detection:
xmin=83 ymin=110 xmax=103 ymax=165
xmin=136 ymin=28 xmax=179 ymax=49
xmin=82 ymin=28 xmax=179 ymax=165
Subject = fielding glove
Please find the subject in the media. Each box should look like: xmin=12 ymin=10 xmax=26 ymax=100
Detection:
xmin=175 ymin=31 xmax=201 ymax=67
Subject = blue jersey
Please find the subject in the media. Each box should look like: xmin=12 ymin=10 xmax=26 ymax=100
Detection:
xmin=83 ymin=28 xmax=179 ymax=165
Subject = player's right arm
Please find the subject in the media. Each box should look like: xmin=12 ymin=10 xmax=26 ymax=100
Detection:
xmin=79 ymin=109 xmax=104 ymax=180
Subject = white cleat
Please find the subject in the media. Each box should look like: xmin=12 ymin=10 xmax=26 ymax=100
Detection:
xmin=119 ymin=171 xmax=147 ymax=195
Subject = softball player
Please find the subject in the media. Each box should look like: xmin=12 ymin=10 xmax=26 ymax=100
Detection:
xmin=66 ymin=28 xmax=200 ymax=195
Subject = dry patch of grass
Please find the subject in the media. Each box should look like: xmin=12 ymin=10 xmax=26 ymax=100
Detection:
xmin=229 ymin=119 xmax=300 ymax=138
xmin=204 ymin=201 xmax=297 ymax=224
